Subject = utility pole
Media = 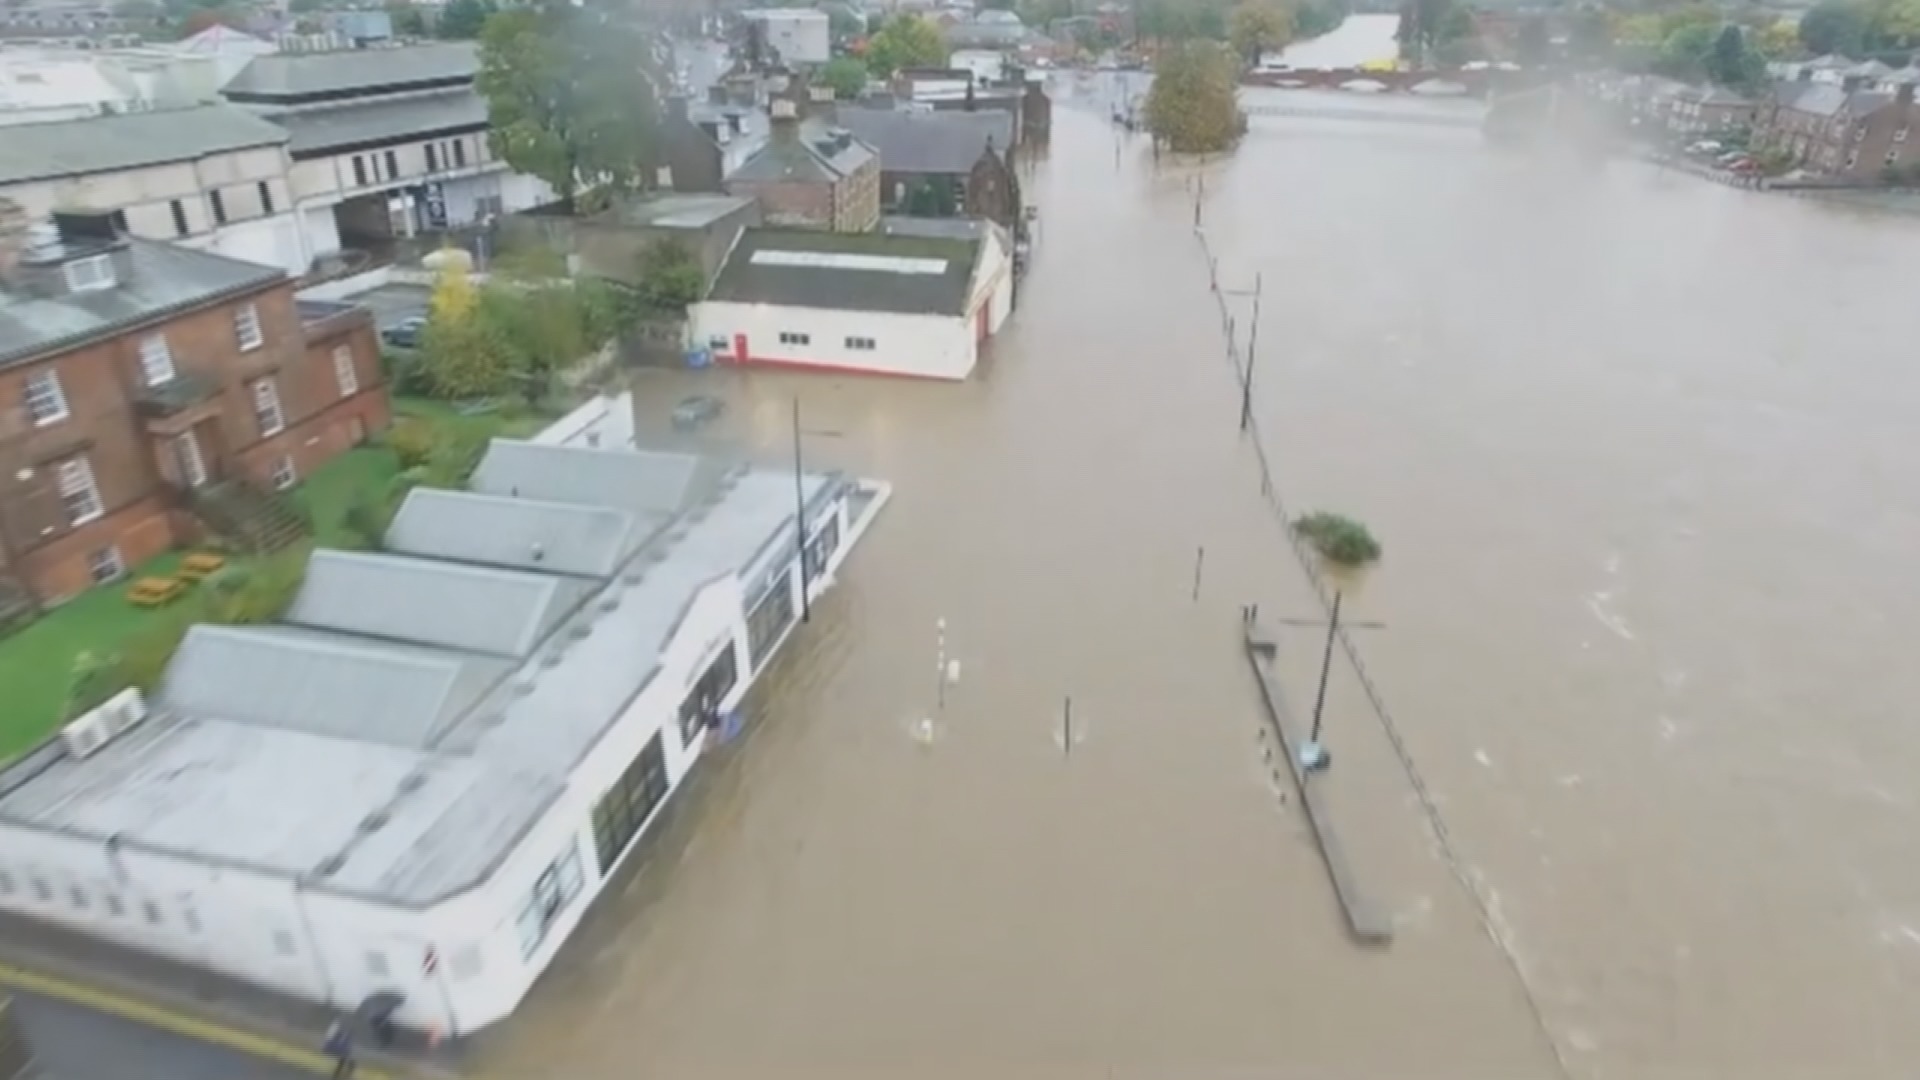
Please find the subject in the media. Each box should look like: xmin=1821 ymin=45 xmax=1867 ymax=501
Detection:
xmin=1239 ymin=271 xmax=1264 ymax=433
xmin=1300 ymin=590 xmax=1341 ymax=773
xmin=791 ymin=396 xmax=810 ymax=623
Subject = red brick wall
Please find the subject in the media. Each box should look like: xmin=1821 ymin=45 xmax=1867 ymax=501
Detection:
xmin=728 ymin=177 xmax=836 ymax=229
xmin=0 ymin=280 xmax=392 ymax=603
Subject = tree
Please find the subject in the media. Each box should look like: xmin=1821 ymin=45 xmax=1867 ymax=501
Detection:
xmin=420 ymin=264 xmax=514 ymax=398
xmin=385 ymin=0 xmax=427 ymax=36
xmin=1798 ymin=0 xmax=1868 ymax=54
xmin=826 ymin=5 xmax=863 ymax=41
xmin=1291 ymin=512 xmax=1381 ymax=571
xmin=866 ymin=14 xmax=948 ymax=76
xmin=1229 ymin=0 xmax=1294 ymax=65
xmin=477 ymin=4 xmax=661 ymax=212
xmin=820 ymin=56 xmax=870 ymax=99
xmin=1145 ymin=40 xmax=1245 ymax=153
xmin=636 ymin=239 xmax=705 ymax=312
xmin=437 ymin=0 xmax=495 ymax=39
xmin=1704 ymin=24 xmax=1764 ymax=86
xmin=1752 ymin=19 xmax=1800 ymax=58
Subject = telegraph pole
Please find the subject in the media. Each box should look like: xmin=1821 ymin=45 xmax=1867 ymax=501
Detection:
xmin=1300 ymin=590 xmax=1342 ymax=772
xmin=1239 ymin=271 xmax=1264 ymax=433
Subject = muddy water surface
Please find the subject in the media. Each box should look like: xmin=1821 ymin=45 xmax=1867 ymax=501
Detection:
xmin=477 ymin=66 xmax=1920 ymax=1080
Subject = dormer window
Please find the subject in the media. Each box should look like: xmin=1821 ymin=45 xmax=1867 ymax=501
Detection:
xmin=62 ymin=254 xmax=115 ymax=293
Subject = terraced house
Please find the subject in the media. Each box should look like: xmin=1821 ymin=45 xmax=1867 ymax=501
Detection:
xmin=0 ymin=208 xmax=387 ymax=609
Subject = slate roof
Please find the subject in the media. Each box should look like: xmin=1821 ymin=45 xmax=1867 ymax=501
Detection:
xmin=835 ymin=106 xmax=1011 ymax=175
xmin=706 ymin=227 xmax=982 ymax=316
xmin=284 ymin=549 xmax=592 ymax=659
xmin=223 ymin=42 xmax=477 ymax=100
xmin=162 ymin=624 xmax=513 ymax=750
xmin=469 ymin=441 xmax=715 ymax=515
xmin=0 ymin=103 xmax=288 ymax=185
xmin=728 ymin=117 xmax=876 ymax=183
xmin=261 ymin=89 xmax=487 ymax=156
xmin=880 ymin=215 xmax=990 ymax=241
xmin=386 ymin=488 xmax=667 ymax=579
xmin=0 ymin=239 xmax=284 ymax=369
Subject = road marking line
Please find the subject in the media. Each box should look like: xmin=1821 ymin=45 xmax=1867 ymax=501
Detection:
xmin=0 ymin=961 xmax=394 ymax=1079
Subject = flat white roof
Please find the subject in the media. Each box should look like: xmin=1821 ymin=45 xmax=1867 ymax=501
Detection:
xmin=750 ymin=250 xmax=950 ymax=275
xmin=0 ymin=435 xmax=848 ymax=907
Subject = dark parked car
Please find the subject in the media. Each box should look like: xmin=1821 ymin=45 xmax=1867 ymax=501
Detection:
xmin=381 ymin=315 xmax=429 ymax=349
xmin=672 ymin=394 xmax=724 ymax=431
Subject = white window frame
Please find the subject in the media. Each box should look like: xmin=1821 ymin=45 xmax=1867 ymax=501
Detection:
xmin=270 ymin=456 xmax=297 ymax=491
xmin=252 ymin=378 xmax=284 ymax=436
xmin=515 ymin=847 xmax=585 ymax=959
xmin=87 ymin=546 xmax=125 ymax=584
xmin=56 ymin=456 xmax=103 ymax=526
xmin=23 ymin=368 xmax=68 ymax=425
xmin=173 ymin=430 xmax=207 ymax=488
xmin=332 ymin=344 xmax=358 ymax=396
xmin=234 ymin=303 xmax=264 ymax=352
xmin=138 ymin=334 xmax=175 ymax=386
xmin=62 ymin=254 xmax=115 ymax=293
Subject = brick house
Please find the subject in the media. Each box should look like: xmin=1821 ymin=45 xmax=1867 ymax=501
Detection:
xmin=724 ymin=93 xmax=881 ymax=233
xmin=1669 ymin=86 xmax=1757 ymax=136
xmin=0 ymin=208 xmax=388 ymax=607
xmin=836 ymin=106 xmax=1021 ymax=229
xmin=1754 ymin=80 xmax=1920 ymax=181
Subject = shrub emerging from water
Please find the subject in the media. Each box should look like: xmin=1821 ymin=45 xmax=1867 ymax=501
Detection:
xmin=1145 ymin=41 xmax=1246 ymax=154
xmin=1292 ymin=511 xmax=1382 ymax=570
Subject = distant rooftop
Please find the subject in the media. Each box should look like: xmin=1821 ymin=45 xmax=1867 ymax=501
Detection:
xmin=0 ymin=435 xmax=850 ymax=907
xmin=260 ymin=87 xmax=486 ymax=156
xmin=837 ymin=106 xmax=1012 ymax=174
xmin=0 ymin=235 xmax=284 ymax=368
xmin=222 ymin=41 xmax=476 ymax=100
xmin=728 ymin=116 xmax=875 ymax=184
xmin=706 ymin=227 xmax=982 ymax=316
xmin=597 ymin=192 xmax=757 ymax=231
xmin=0 ymin=103 xmax=288 ymax=185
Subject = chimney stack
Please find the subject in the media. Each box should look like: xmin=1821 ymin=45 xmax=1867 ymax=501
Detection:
xmin=0 ymin=197 xmax=27 ymax=284
xmin=770 ymin=97 xmax=800 ymax=141
xmin=1899 ymin=83 xmax=1915 ymax=107
xmin=707 ymin=84 xmax=727 ymax=106
xmin=1843 ymin=74 xmax=1864 ymax=92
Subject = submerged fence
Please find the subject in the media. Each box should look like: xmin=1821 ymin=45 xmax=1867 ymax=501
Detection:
xmin=1191 ymin=212 xmax=1572 ymax=1079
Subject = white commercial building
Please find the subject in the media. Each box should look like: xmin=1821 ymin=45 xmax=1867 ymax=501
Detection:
xmin=0 ymin=412 xmax=891 ymax=1034
xmin=0 ymin=104 xmax=309 ymax=274
xmin=741 ymin=8 xmax=831 ymax=66
xmin=221 ymin=43 xmax=555 ymax=269
xmin=692 ymin=222 xmax=1015 ymax=381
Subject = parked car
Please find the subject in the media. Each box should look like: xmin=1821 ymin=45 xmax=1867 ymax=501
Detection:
xmin=381 ymin=315 xmax=429 ymax=349
xmin=671 ymin=394 xmax=725 ymax=431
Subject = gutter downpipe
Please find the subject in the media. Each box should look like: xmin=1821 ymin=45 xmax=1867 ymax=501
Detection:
xmin=291 ymin=876 xmax=338 ymax=1007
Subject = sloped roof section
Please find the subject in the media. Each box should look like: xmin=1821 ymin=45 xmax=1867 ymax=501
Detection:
xmin=386 ymin=488 xmax=660 ymax=579
xmin=470 ymin=441 xmax=711 ymax=515
xmin=0 ymin=104 xmax=289 ymax=185
xmin=836 ymin=106 xmax=1011 ymax=174
xmin=705 ymin=227 xmax=981 ymax=316
xmin=161 ymin=624 xmax=512 ymax=748
xmin=223 ymin=42 xmax=477 ymax=99
xmin=0 ymin=239 xmax=284 ymax=369
xmin=263 ymin=89 xmax=487 ymax=156
xmin=284 ymin=550 xmax=589 ymax=658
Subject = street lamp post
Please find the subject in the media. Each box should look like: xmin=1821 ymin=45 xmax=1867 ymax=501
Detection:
xmin=1300 ymin=589 xmax=1341 ymax=773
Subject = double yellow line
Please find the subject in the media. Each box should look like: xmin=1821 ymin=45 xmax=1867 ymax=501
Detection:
xmin=0 ymin=960 xmax=395 ymax=1079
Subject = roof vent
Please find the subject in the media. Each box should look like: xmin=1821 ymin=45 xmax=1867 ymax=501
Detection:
xmin=686 ymin=504 xmax=711 ymax=523
xmin=60 ymin=688 xmax=148 ymax=761
xmin=568 ymin=622 xmax=593 ymax=641
xmin=24 ymin=221 xmax=63 ymax=261
xmin=356 ymin=810 xmax=390 ymax=834
xmin=511 ymin=674 xmax=538 ymax=697
xmin=622 ymin=568 xmax=645 ymax=584
xmin=398 ymin=771 xmax=428 ymax=794
xmin=475 ymin=710 xmax=508 ymax=729
xmin=530 ymin=541 xmax=545 ymax=562
xmin=540 ymin=649 xmax=566 ymax=669
xmin=314 ymin=854 xmax=347 ymax=878
xmin=727 ymin=462 xmax=752 ymax=481
xmin=599 ymin=592 xmax=622 ymax=611
xmin=666 ymin=525 xmax=690 ymax=543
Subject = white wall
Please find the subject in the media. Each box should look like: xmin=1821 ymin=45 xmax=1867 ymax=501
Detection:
xmin=750 ymin=10 xmax=830 ymax=64
xmin=691 ymin=301 xmax=978 ymax=380
xmin=951 ymin=49 xmax=1005 ymax=85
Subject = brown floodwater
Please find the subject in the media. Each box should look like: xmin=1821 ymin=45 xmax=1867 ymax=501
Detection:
xmin=475 ymin=83 xmax=1920 ymax=1080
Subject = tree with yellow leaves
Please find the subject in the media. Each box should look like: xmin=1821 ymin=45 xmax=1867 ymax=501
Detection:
xmin=1229 ymin=0 xmax=1294 ymax=66
xmin=1145 ymin=40 xmax=1246 ymax=153
xmin=420 ymin=259 xmax=515 ymax=399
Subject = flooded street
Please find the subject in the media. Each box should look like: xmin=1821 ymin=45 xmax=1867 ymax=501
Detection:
xmin=480 ymin=23 xmax=1920 ymax=1080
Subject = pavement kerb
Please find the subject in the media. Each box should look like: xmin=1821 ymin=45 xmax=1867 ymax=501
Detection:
xmin=0 ymin=951 xmax=462 ymax=1080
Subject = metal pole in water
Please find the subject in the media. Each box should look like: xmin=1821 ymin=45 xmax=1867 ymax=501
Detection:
xmin=1309 ymin=590 xmax=1343 ymax=745
xmin=1063 ymin=695 xmax=1072 ymax=757
xmin=1191 ymin=545 xmax=1205 ymax=601
xmin=937 ymin=618 xmax=948 ymax=713
xmin=1240 ymin=272 xmax=1264 ymax=433
xmin=792 ymin=396 xmax=810 ymax=623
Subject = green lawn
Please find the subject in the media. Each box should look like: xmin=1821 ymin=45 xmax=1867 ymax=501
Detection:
xmin=0 ymin=551 xmax=182 ymax=759
xmin=0 ymin=396 xmax=561 ymax=761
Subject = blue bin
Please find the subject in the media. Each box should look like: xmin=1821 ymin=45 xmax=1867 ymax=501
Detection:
xmin=685 ymin=347 xmax=712 ymax=369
